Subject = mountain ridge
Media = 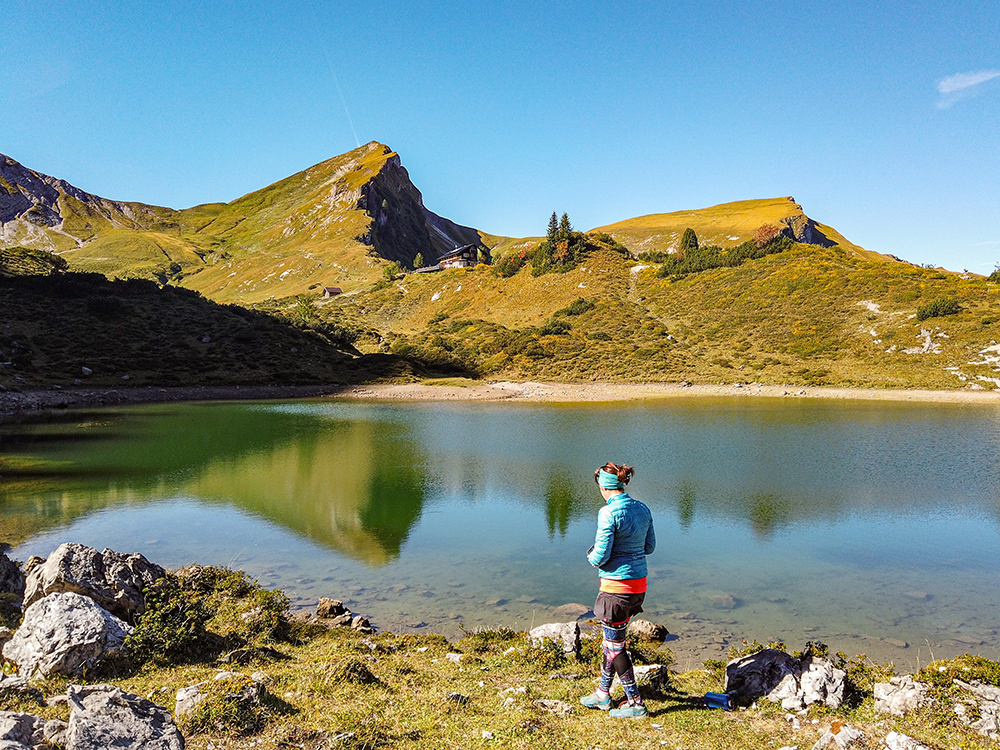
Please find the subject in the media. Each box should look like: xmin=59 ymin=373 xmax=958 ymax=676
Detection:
xmin=0 ymin=146 xmax=879 ymax=299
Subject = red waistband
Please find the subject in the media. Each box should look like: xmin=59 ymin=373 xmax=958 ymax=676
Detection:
xmin=599 ymin=577 xmax=647 ymax=594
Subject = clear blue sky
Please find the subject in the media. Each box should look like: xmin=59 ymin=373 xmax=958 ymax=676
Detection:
xmin=2 ymin=1 xmax=997 ymax=271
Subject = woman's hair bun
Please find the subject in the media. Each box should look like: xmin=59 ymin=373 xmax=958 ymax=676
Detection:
xmin=595 ymin=462 xmax=635 ymax=485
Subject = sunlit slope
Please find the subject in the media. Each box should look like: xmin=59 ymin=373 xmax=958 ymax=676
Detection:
xmin=592 ymin=197 xmax=879 ymax=259
xmin=333 ymin=242 xmax=1000 ymax=389
xmin=6 ymin=144 xmax=486 ymax=304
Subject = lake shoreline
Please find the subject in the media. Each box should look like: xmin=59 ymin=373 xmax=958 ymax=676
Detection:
xmin=4 ymin=379 xmax=999 ymax=419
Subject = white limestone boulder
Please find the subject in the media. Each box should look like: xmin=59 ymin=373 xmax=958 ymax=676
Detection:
xmin=66 ymin=684 xmax=184 ymax=750
xmin=22 ymin=543 xmax=164 ymax=623
xmin=2 ymin=592 xmax=131 ymax=678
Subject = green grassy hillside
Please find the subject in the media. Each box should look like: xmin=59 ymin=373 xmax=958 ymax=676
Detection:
xmin=3 ymin=144 xmax=485 ymax=304
xmin=313 ymin=240 xmax=1000 ymax=390
xmin=591 ymin=197 xmax=880 ymax=260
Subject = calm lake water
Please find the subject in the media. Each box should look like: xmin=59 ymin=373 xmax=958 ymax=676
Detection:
xmin=2 ymin=396 xmax=999 ymax=669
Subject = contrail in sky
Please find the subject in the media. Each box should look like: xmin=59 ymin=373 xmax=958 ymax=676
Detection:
xmin=323 ymin=49 xmax=360 ymax=148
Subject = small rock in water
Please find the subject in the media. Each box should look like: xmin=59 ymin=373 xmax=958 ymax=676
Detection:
xmin=903 ymin=591 xmax=930 ymax=601
xmin=884 ymin=638 xmax=909 ymax=649
xmin=551 ymin=603 xmax=591 ymax=620
xmin=709 ymin=593 xmax=738 ymax=610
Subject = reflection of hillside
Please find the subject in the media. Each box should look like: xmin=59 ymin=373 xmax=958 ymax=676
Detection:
xmin=184 ymin=420 xmax=426 ymax=565
xmin=1 ymin=404 xmax=428 ymax=563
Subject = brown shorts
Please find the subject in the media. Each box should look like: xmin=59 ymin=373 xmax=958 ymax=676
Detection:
xmin=594 ymin=591 xmax=645 ymax=625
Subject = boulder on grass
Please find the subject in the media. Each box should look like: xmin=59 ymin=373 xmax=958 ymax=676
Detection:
xmin=2 ymin=592 xmax=132 ymax=678
xmin=874 ymin=675 xmax=928 ymax=717
xmin=725 ymin=649 xmax=846 ymax=709
xmin=66 ymin=684 xmax=184 ymax=750
xmin=529 ymin=622 xmax=580 ymax=657
xmin=724 ymin=648 xmax=798 ymax=703
xmin=22 ymin=543 xmax=164 ymax=623
xmin=0 ymin=711 xmax=43 ymax=749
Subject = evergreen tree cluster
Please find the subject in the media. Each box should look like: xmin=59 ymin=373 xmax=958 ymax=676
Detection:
xmin=637 ymin=226 xmax=793 ymax=279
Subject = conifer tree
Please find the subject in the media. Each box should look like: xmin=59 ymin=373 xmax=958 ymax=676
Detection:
xmin=547 ymin=212 xmax=559 ymax=241
xmin=413 ymin=252 xmax=424 ymax=269
xmin=558 ymin=212 xmax=572 ymax=240
xmin=680 ymin=227 xmax=699 ymax=252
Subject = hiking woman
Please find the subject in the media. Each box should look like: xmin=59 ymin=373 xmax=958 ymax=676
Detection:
xmin=580 ymin=462 xmax=656 ymax=718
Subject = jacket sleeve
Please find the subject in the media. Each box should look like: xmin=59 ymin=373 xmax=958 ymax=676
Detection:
xmin=587 ymin=507 xmax=615 ymax=567
xmin=644 ymin=517 xmax=656 ymax=555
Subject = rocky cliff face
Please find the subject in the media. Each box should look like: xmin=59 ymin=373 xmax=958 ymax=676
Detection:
xmin=356 ymin=146 xmax=481 ymax=266
xmin=0 ymin=155 xmax=169 ymax=250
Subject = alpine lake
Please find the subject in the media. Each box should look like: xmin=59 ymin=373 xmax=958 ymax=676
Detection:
xmin=3 ymin=394 xmax=999 ymax=670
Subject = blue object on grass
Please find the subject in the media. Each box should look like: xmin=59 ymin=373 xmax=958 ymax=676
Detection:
xmin=703 ymin=691 xmax=734 ymax=710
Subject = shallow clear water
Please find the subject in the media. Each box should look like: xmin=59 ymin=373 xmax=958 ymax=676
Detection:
xmin=3 ymin=396 xmax=999 ymax=668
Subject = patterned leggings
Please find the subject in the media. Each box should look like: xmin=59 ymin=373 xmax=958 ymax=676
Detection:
xmin=598 ymin=619 xmax=642 ymax=705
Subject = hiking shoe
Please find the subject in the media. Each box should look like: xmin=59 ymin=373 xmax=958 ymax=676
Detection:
xmin=609 ymin=702 xmax=648 ymax=718
xmin=580 ymin=691 xmax=612 ymax=711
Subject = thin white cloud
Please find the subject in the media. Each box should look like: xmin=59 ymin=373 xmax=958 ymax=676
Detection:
xmin=937 ymin=69 xmax=1000 ymax=108
xmin=938 ymin=70 xmax=1000 ymax=94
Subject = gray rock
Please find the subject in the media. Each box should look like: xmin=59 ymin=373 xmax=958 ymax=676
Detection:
xmin=66 ymin=684 xmax=184 ymax=750
xmin=444 ymin=692 xmax=469 ymax=704
xmin=725 ymin=649 xmax=799 ymax=703
xmin=2 ymin=592 xmax=132 ymax=678
xmin=611 ymin=664 xmax=670 ymax=694
xmin=0 ymin=551 xmax=24 ymax=600
xmin=885 ymin=732 xmax=931 ymax=750
xmin=811 ymin=722 xmax=864 ymax=749
xmin=628 ymin=619 xmax=668 ymax=641
xmin=874 ymin=675 xmax=928 ymax=717
xmin=316 ymin=598 xmax=349 ymax=619
xmin=529 ymin=622 xmax=580 ymax=657
xmin=351 ymin=614 xmax=373 ymax=633
xmin=19 ymin=558 xmax=43 ymax=579
xmin=22 ymin=543 xmax=164 ymax=623
xmin=953 ymin=679 xmax=1000 ymax=740
xmin=709 ymin=593 xmax=738 ymax=609
xmin=725 ymin=650 xmax=844 ymax=710
xmin=533 ymin=699 xmax=573 ymax=715
xmin=0 ymin=674 xmax=43 ymax=704
xmin=175 ymin=672 xmax=264 ymax=720
xmin=768 ymin=657 xmax=846 ymax=710
xmin=0 ymin=711 xmax=43 ymax=749
xmin=43 ymin=719 xmax=68 ymax=748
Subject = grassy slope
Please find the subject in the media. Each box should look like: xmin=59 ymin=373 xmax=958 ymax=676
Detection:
xmin=60 ymin=143 xmax=401 ymax=303
xmin=326 ymin=243 xmax=1000 ymax=390
xmin=591 ymin=197 xmax=874 ymax=258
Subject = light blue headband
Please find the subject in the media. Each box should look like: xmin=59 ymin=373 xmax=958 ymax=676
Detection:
xmin=598 ymin=469 xmax=624 ymax=490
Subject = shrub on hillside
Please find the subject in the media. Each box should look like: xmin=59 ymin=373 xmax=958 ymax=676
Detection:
xmin=493 ymin=250 xmax=528 ymax=277
xmin=652 ymin=236 xmax=793 ymax=279
xmin=680 ymin=227 xmax=699 ymax=252
xmin=916 ymin=297 xmax=960 ymax=321
xmin=753 ymin=223 xmax=783 ymax=248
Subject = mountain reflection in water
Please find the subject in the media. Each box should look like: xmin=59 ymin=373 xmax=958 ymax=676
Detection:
xmin=0 ymin=403 xmax=428 ymax=564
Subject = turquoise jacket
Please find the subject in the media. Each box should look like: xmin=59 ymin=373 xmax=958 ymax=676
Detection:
xmin=587 ymin=491 xmax=656 ymax=580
